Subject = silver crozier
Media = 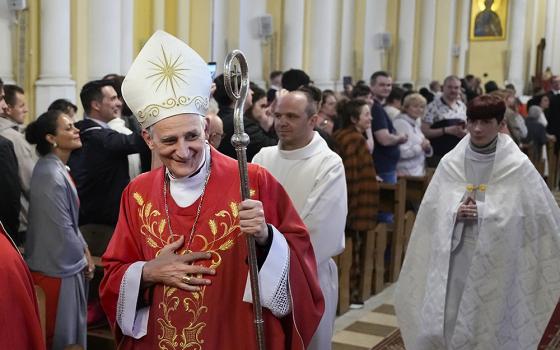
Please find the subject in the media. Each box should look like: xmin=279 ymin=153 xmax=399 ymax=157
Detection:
xmin=224 ymin=50 xmax=266 ymax=350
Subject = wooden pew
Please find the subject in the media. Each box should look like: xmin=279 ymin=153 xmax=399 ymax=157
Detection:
xmin=378 ymin=179 xmax=407 ymax=283
xmin=335 ymin=236 xmax=353 ymax=315
xmin=372 ymin=223 xmax=387 ymax=294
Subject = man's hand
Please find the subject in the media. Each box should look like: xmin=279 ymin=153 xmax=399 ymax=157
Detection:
xmin=447 ymin=125 xmax=467 ymax=138
xmin=238 ymin=199 xmax=269 ymax=246
xmin=141 ymin=236 xmax=215 ymax=291
xmin=458 ymin=196 xmax=477 ymax=220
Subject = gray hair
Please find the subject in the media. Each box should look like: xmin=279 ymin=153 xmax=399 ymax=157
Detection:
xmin=207 ymin=97 xmax=220 ymax=115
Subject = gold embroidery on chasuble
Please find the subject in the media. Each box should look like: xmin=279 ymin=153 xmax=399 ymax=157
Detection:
xmin=133 ymin=192 xmax=243 ymax=350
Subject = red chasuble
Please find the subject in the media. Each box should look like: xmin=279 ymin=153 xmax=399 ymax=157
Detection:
xmin=100 ymin=149 xmax=324 ymax=350
xmin=0 ymin=224 xmax=46 ymax=350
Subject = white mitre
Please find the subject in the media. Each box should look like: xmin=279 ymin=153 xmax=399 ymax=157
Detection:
xmin=122 ymin=30 xmax=212 ymax=129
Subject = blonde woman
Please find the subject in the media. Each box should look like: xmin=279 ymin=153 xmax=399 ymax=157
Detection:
xmin=393 ymin=93 xmax=433 ymax=176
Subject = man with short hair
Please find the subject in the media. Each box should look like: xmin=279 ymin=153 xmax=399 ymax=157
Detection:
xmin=99 ymin=30 xmax=324 ymax=350
xmin=396 ymin=94 xmax=560 ymax=349
xmin=0 ymin=82 xmax=38 ymax=245
xmin=68 ymin=79 xmax=148 ymax=227
xmin=421 ymin=75 xmax=467 ymax=166
xmin=369 ymin=71 xmax=407 ymax=187
xmin=3 ymin=84 xmax=29 ymax=126
xmin=253 ymin=90 xmax=347 ymax=350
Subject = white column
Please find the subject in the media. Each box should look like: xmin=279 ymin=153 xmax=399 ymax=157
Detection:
xmin=544 ymin=0 xmax=557 ymax=71
xmin=282 ymin=0 xmax=305 ymax=70
xmin=177 ymin=0 xmax=191 ymax=43
xmin=153 ymin=0 xmax=165 ymax=31
xmin=551 ymin=0 xmax=560 ymax=74
xmin=457 ymin=0 xmax=470 ymax=78
xmin=35 ymin=0 xmax=76 ymax=115
xmin=528 ymin=0 xmax=540 ymax=81
xmin=239 ymin=0 xmax=267 ymax=87
xmin=445 ymin=0 xmax=458 ymax=76
xmin=338 ymin=0 xmax=355 ymax=88
xmin=417 ymin=0 xmax=436 ymax=87
xmin=211 ymin=0 xmax=228 ymax=74
xmin=395 ymin=0 xmax=416 ymax=85
xmin=0 ymin=1 xmax=14 ymax=84
xmin=88 ymin=0 xmax=121 ymax=80
xmin=507 ymin=0 xmax=528 ymax=93
xmin=308 ymin=0 xmax=338 ymax=90
xmin=362 ymin=0 xmax=388 ymax=81
xmin=121 ymin=0 xmax=134 ymax=75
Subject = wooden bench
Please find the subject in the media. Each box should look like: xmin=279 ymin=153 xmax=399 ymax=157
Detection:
xmin=335 ymin=236 xmax=352 ymax=315
xmin=378 ymin=179 xmax=407 ymax=283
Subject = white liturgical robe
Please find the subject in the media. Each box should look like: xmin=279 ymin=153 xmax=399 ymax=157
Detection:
xmin=395 ymin=134 xmax=560 ymax=350
xmin=253 ymin=132 xmax=347 ymax=350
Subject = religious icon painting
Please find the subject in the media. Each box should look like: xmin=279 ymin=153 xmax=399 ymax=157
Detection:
xmin=470 ymin=0 xmax=508 ymax=41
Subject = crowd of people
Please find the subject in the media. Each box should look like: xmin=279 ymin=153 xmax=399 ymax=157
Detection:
xmin=0 ymin=28 xmax=559 ymax=350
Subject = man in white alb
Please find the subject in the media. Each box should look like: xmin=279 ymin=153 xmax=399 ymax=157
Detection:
xmin=253 ymin=90 xmax=347 ymax=350
xmin=395 ymin=94 xmax=560 ymax=350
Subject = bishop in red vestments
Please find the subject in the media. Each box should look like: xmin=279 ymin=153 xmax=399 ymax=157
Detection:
xmin=99 ymin=30 xmax=324 ymax=350
xmin=0 ymin=221 xmax=46 ymax=350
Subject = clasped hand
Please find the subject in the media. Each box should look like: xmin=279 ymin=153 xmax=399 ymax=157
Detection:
xmin=458 ymin=197 xmax=478 ymax=220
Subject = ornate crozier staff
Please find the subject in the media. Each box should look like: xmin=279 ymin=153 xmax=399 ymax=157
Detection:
xmin=224 ymin=50 xmax=266 ymax=350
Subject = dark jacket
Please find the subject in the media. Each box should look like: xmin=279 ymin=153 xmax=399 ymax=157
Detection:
xmin=68 ymin=118 xmax=148 ymax=226
xmin=0 ymin=135 xmax=21 ymax=238
xmin=545 ymin=92 xmax=560 ymax=153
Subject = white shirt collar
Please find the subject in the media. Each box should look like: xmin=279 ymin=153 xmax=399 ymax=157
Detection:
xmin=167 ymin=143 xmax=211 ymax=208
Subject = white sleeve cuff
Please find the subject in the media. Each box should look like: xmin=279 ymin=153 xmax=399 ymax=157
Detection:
xmin=116 ymin=261 xmax=150 ymax=339
xmin=243 ymin=225 xmax=291 ymax=317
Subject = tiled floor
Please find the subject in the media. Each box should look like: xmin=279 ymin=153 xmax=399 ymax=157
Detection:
xmin=332 ymin=285 xmax=397 ymax=350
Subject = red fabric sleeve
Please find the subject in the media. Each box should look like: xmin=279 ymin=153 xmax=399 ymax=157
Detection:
xmin=99 ymin=185 xmax=145 ymax=341
xmin=0 ymin=226 xmax=46 ymax=350
xmin=252 ymin=164 xmax=325 ymax=349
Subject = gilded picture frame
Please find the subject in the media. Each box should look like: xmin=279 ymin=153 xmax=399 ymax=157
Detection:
xmin=470 ymin=0 xmax=508 ymax=41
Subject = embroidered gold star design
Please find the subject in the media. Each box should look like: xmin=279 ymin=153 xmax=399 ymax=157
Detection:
xmin=146 ymin=45 xmax=189 ymax=97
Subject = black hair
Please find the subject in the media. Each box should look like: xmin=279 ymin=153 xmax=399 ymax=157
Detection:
xmin=484 ymin=80 xmax=499 ymax=94
xmin=48 ymin=99 xmax=78 ymax=114
xmin=25 ymin=109 xmax=64 ymax=156
xmin=80 ymin=79 xmax=117 ymax=114
xmin=282 ymin=69 xmax=311 ymax=91
xmin=212 ymin=74 xmax=233 ymax=107
xmin=352 ymin=84 xmax=372 ymax=99
xmin=386 ymin=86 xmax=405 ymax=104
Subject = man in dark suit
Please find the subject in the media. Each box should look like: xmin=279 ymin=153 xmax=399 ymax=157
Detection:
xmin=0 ymin=81 xmax=21 ymax=241
xmin=0 ymin=135 xmax=21 ymax=240
xmin=68 ymin=80 xmax=148 ymax=227
xmin=546 ymin=76 xmax=560 ymax=152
